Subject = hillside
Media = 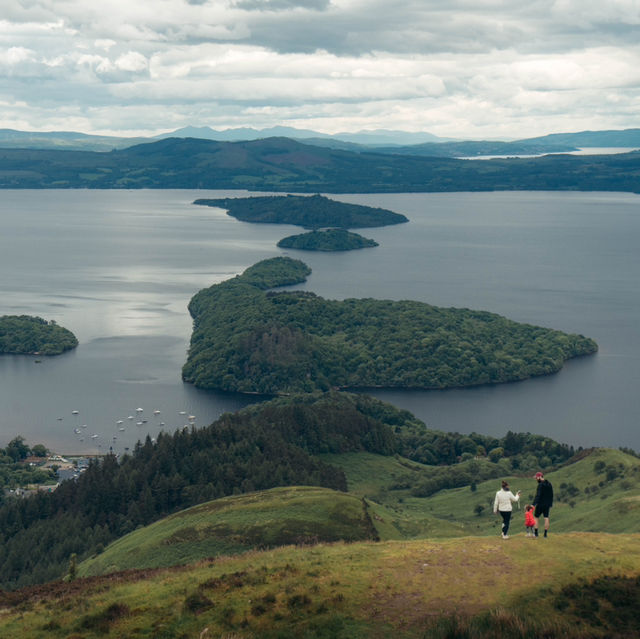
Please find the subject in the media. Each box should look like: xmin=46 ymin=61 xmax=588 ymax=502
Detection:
xmin=182 ymin=257 xmax=598 ymax=394
xmin=1 ymin=136 xmax=640 ymax=192
xmin=2 ymin=533 xmax=639 ymax=638
xmin=78 ymin=447 xmax=640 ymax=578
xmin=78 ymin=487 xmax=377 ymax=577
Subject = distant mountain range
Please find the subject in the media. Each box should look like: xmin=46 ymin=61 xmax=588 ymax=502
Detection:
xmin=1 ymin=125 xmax=639 ymax=157
xmin=1 ymin=135 xmax=639 ymax=192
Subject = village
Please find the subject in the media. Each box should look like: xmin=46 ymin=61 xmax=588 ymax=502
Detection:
xmin=3 ymin=453 xmax=95 ymax=498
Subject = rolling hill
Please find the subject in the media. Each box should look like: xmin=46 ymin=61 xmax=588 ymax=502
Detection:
xmin=78 ymin=486 xmax=377 ymax=577
xmin=2 ymin=135 xmax=640 ymax=192
xmin=2 ymin=448 xmax=638 ymax=638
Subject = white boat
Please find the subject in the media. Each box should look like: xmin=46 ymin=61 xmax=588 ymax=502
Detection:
xmin=118 ymin=427 xmax=125 ymax=431
xmin=127 ymin=415 xmax=134 ymax=420
xmin=136 ymin=421 xmax=143 ymax=426
xmin=136 ymin=407 xmax=144 ymax=413
xmin=116 ymin=420 xmax=123 ymax=425
xmin=72 ymin=410 xmax=79 ymax=415
xmin=74 ymin=428 xmax=81 ymax=434
xmin=188 ymin=415 xmax=196 ymax=421
xmin=153 ymin=409 xmax=161 ymax=415
xmin=179 ymin=410 xmax=186 ymax=415
xmin=91 ymin=434 xmax=98 ymax=439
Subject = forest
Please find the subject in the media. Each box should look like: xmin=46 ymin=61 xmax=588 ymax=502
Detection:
xmin=277 ymin=228 xmax=378 ymax=251
xmin=0 ymin=315 xmax=78 ymax=355
xmin=0 ymin=391 xmax=578 ymax=590
xmin=193 ymin=193 xmax=408 ymax=229
xmin=182 ymin=257 xmax=598 ymax=394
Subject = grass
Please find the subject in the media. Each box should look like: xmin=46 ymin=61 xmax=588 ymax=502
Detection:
xmin=3 ymin=533 xmax=640 ymax=638
xmin=323 ymin=448 xmax=640 ymax=540
xmin=79 ymin=486 xmax=377 ymax=577
xmin=3 ymin=448 xmax=640 ymax=637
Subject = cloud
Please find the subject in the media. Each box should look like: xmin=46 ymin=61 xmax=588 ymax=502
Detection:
xmin=0 ymin=0 xmax=639 ymax=138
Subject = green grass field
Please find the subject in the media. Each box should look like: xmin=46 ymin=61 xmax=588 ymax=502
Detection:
xmin=2 ymin=448 xmax=639 ymax=638
xmin=3 ymin=533 xmax=640 ymax=638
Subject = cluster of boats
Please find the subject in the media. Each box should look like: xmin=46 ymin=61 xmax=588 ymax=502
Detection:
xmin=64 ymin=408 xmax=197 ymax=446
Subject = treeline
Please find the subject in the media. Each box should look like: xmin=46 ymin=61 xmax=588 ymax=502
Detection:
xmin=182 ymin=257 xmax=598 ymax=394
xmin=193 ymin=194 xmax=408 ymax=229
xmin=277 ymin=228 xmax=378 ymax=251
xmin=0 ymin=392 xmax=394 ymax=590
xmin=0 ymin=315 xmax=78 ymax=355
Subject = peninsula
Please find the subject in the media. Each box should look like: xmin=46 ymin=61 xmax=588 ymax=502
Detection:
xmin=277 ymin=228 xmax=378 ymax=251
xmin=182 ymin=257 xmax=598 ymax=394
xmin=193 ymin=193 xmax=408 ymax=229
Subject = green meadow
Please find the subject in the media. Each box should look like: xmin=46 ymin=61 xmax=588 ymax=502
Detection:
xmin=1 ymin=447 xmax=637 ymax=637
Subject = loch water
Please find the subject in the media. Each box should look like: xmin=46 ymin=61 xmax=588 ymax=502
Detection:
xmin=1 ymin=189 xmax=638 ymax=453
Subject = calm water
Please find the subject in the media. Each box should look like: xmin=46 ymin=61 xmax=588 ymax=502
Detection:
xmin=1 ymin=190 xmax=639 ymax=453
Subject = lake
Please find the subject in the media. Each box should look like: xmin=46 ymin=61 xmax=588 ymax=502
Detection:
xmin=1 ymin=189 xmax=638 ymax=454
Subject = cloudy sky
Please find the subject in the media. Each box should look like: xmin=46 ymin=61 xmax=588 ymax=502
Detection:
xmin=1 ymin=0 xmax=639 ymax=139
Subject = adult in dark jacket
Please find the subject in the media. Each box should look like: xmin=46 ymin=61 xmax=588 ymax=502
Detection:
xmin=532 ymin=471 xmax=553 ymax=538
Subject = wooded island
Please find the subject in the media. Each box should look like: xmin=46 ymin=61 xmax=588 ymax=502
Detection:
xmin=277 ymin=228 xmax=378 ymax=251
xmin=193 ymin=193 xmax=408 ymax=229
xmin=182 ymin=257 xmax=598 ymax=394
xmin=0 ymin=315 xmax=78 ymax=355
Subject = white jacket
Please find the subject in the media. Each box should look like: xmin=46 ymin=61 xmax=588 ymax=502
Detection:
xmin=493 ymin=488 xmax=520 ymax=513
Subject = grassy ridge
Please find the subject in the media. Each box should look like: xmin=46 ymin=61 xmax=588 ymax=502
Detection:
xmin=3 ymin=533 xmax=640 ymax=638
xmin=79 ymin=487 xmax=377 ymax=577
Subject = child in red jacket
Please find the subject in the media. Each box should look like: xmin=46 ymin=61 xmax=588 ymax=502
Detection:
xmin=524 ymin=505 xmax=536 ymax=537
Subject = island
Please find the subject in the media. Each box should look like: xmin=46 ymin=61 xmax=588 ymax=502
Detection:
xmin=193 ymin=193 xmax=409 ymax=229
xmin=182 ymin=257 xmax=598 ymax=394
xmin=0 ymin=315 xmax=78 ymax=355
xmin=277 ymin=228 xmax=378 ymax=251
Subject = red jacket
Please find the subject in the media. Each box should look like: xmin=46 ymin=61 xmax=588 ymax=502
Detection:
xmin=525 ymin=510 xmax=536 ymax=527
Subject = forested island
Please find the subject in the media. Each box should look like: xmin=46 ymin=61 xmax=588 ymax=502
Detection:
xmin=193 ymin=193 xmax=408 ymax=229
xmin=0 ymin=315 xmax=78 ymax=355
xmin=277 ymin=228 xmax=378 ymax=251
xmin=182 ymin=257 xmax=598 ymax=394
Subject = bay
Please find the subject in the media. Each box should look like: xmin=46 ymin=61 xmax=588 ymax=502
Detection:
xmin=0 ymin=189 xmax=638 ymax=454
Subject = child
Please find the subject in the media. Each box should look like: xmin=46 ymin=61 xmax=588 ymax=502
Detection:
xmin=524 ymin=504 xmax=536 ymax=537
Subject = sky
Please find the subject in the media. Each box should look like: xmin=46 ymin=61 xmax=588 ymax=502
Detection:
xmin=1 ymin=0 xmax=639 ymax=139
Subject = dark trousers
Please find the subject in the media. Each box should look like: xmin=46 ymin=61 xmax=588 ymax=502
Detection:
xmin=499 ymin=510 xmax=512 ymax=535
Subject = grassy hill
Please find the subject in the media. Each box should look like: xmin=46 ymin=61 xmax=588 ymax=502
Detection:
xmin=2 ymin=448 xmax=639 ymax=637
xmin=325 ymin=447 xmax=640 ymax=539
xmin=78 ymin=487 xmax=377 ymax=577
xmin=79 ymin=447 xmax=640 ymax=573
xmin=2 ymin=533 xmax=639 ymax=638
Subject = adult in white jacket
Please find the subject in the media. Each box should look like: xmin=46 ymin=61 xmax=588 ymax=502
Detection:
xmin=493 ymin=480 xmax=520 ymax=539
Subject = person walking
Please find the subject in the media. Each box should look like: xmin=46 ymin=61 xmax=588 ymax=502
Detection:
xmin=532 ymin=471 xmax=553 ymax=538
xmin=493 ymin=480 xmax=521 ymax=539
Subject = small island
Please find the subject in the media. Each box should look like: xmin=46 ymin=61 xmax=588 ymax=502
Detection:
xmin=182 ymin=257 xmax=598 ymax=395
xmin=193 ymin=193 xmax=408 ymax=229
xmin=277 ymin=228 xmax=378 ymax=251
xmin=0 ymin=315 xmax=78 ymax=355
